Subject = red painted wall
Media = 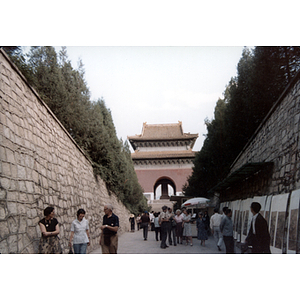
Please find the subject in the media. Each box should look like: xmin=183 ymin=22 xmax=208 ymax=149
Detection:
xmin=135 ymin=168 xmax=193 ymax=193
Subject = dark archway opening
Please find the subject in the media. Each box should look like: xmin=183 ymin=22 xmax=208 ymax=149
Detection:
xmin=154 ymin=177 xmax=176 ymax=200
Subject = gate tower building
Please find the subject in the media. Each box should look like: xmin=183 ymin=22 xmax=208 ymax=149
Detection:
xmin=128 ymin=122 xmax=198 ymax=211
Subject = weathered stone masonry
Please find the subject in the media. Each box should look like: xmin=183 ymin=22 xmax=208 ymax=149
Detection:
xmin=0 ymin=49 xmax=131 ymax=253
xmin=216 ymin=71 xmax=300 ymax=201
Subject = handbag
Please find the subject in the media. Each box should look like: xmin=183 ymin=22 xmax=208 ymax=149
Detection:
xmin=172 ymin=219 xmax=177 ymax=227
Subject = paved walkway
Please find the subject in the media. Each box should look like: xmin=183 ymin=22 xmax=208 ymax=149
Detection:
xmin=90 ymin=229 xmax=242 ymax=254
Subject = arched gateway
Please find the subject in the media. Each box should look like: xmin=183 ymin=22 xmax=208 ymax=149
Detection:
xmin=128 ymin=122 xmax=198 ymax=211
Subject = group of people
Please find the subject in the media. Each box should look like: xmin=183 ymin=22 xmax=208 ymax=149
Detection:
xmin=38 ymin=204 xmax=119 ymax=254
xmin=134 ymin=206 xmax=210 ymax=249
xmin=210 ymin=202 xmax=271 ymax=254
xmin=38 ymin=200 xmax=271 ymax=254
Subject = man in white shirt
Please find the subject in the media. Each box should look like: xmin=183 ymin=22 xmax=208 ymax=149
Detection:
xmin=210 ymin=208 xmax=223 ymax=251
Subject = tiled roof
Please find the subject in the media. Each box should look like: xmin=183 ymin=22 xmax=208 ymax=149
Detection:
xmin=128 ymin=121 xmax=198 ymax=141
xmin=131 ymin=150 xmax=197 ymax=160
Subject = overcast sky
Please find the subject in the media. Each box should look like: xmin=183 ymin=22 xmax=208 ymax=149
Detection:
xmin=61 ymin=46 xmax=246 ymax=152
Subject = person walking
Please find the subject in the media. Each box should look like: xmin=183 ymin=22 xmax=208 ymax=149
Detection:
xmin=38 ymin=206 xmax=62 ymax=254
xmin=210 ymin=208 xmax=223 ymax=251
xmin=220 ymin=209 xmax=234 ymax=253
xmin=174 ymin=209 xmax=184 ymax=244
xmin=182 ymin=210 xmax=193 ymax=246
xmin=196 ymin=212 xmax=208 ymax=246
xmin=168 ymin=207 xmax=177 ymax=246
xmin=203 ymin=210 xmax=210 ymax=236
xmin=136 ymin=214 xmax=141 ymax=231
xmin=69 ymin=208 xmax=90 ymax=254
xmin=245 ymin=202 xmax=271 ymax=254
xmin=154 ymin=212 xmax=161 ymax=241
xmin=140 ymin=211 xmax=150 ymax=240
xmin=99 ymin=204 xmax=119 ymax=254
xmin=159 ymin=206 xmax=170 ymax=249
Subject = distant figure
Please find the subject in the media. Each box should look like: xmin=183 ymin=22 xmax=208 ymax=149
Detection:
xmin=154 ymin=212 xmax=161 ymax=241
xmin=182 ymin=210 xmax=193 ymax=246
xmin=203 ymin=211 xmax=210 ymax=236
xmin=220 ymin=209 xmax=234 ymax=253
xmin=136 ymin=214 xmax=141 ymax=231
xmin=69 ymin=208 xmax=90 ymax=254
xmin=210 ymin=208 xmax=223 ymax=251
xmin=140 ymin=211 xmax=150 ymax=240
xmin=174 ymin=209 xmax=184 ymax=244
xmin=38 ymin=206 xmax=62 ymax=254
xmin=197 ymin=212 xmax=208 ymax=246
xmin=159 ymin=206 xmax=170 ymax=249
xmin=168 ymin=207 xmax=177 ymax=246
xmin=245 ymin=202 xmax=271 ymax=254
xmin=100 ymin=204 xmax=119 ymax=254
xmin=129 ymin=214 xmax=135 ymax=232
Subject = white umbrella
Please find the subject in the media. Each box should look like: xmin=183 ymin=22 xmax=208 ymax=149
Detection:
xmin=181 ymin=197 xmax=210 ymax=208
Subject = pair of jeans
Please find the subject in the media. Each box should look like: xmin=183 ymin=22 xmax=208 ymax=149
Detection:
xmin=73 ymin=243 xmax=87 ymax=254
xmin=142 ymin=223 xmax=148 ymax=239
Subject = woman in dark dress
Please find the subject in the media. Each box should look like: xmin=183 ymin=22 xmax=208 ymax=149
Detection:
xmin=38 ymin=207 xmax=62 ymax=254
xmin=197 ymin=212 xmax=208 ymax=246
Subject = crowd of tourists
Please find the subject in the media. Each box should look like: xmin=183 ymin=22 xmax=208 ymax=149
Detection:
xmin=37 ymin=200 xmax=271 ymax=254
xmin=133 ymin=206 xmax=210 ymax=249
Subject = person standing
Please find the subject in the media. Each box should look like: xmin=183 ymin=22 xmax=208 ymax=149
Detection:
xmin=136 ymin=214 xmax=141 ymax=231
xmin=100 ymin=204 xmax=119 ymax=254
xmin=129 ymin=214 xmax=135 ymax=232
xmin=168 ymin=207 xmax=177 ymax=246
xmin=38 ymin=206 xmax=62 ymax=254
xmin=182 ymin=210 xmax=193 ymax=246
xmin=69 ymin=208 xmax=90 ymax=254
xmin=210 ymin=208 xmax=223 ymax=251
xmin=154 ymin=212 xmax=161 ymax=241
xmin=159 ymin=206 xmax=170 ymax=249
xmin=196 ymin=212 xmax=208 ymax=246
xmin=203 ymin=211 xmax=210 ymax=236
xmin=220 ymin=209 xmax=234 ymax=253
xmin=174 ymin=209 xmax=184 ymax=244
xmin=245 ymin=202 xmax=271 ymax=254
xmin=140 ymin=211 xmax=150 ymax=240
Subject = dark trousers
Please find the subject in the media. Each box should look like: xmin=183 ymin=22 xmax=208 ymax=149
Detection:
xmin=168 ymin=225 xmax=177 ymax=245
xmin=160 ymin=222 xmax=168 ymax=248
xmin=155 ymin=227 xmax=161 ymax=241
xmin=223 ymin=236 xmax=234 ymax=254
xmin=142 ymin=223 xmax=148 ymax=240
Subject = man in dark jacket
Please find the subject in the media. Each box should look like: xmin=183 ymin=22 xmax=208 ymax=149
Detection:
xmin=245 ymin=202 xmax=271 ymax=254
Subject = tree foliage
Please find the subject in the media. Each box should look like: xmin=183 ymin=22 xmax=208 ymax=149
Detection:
xmin=184 ymin=46 xmax=300 ymax=197
xmin=3 ymin=46 xmax=148 ymax=214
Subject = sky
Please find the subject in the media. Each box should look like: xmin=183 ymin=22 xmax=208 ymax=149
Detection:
xmin=59 ymin=46 xmax=246 ymax=152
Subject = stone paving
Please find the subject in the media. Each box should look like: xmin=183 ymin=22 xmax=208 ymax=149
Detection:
xmin=90 ymin=229 xmax=242 ymax=254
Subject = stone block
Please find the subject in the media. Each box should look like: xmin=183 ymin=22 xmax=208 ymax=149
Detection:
xmin=7 ymin=234 xmax=17 ymax=253
xmin=0 ymin=239 xmax=8 ymax=254
xmin=0 ymin=220 xmax=9 ymax=238
xmin=17 ymin=165 xmax=26 ymax=179
xmin=0 ymin=177 xmax=11 ymax=190
xmin=7 ymin=201 xmax=17 ymax=215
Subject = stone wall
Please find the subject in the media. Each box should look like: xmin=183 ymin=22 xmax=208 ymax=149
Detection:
xmin=0 ymin=49 xmax=131 ymax=254
xmin=228 ymin=72 xmax=300 ymax=197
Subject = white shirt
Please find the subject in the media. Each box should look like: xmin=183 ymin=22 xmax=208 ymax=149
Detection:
xmin=71 ymin=217 xmax=89 ymax=244
xmin=210 ymin=213 xmax=223 ymax=229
